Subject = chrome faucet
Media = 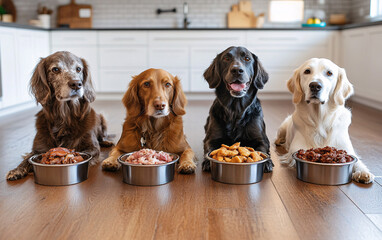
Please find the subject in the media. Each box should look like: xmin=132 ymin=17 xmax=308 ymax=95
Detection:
xmin=183 ymin=2 xmax=190 ymax=28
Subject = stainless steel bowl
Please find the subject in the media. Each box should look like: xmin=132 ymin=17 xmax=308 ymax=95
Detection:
xmin=28 ymin=153 xmax=91 ymax=186
xmin=118 ymin=152 xmax=179 ymax=186
xmin=293 ymin=152 xmax=357 ymax=185
xmin=205 ymin=152 xmax=270 ymax=184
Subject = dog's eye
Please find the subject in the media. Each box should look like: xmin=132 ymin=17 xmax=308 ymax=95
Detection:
xmin=52 ymin=67 xmax=60 ymax=73
xmin=223 ymin=56 xmax=230 ymax=61
xmin=327 ymin=71 xmax=333 ymax=76
xmin=165 ymin=83 xmax=172 ymax=88
xmin=143 ymin=82 xmax=150 ymax=88
xmin=76 ymin=67 xmax=82 ymax=73
xmin=244 ymin=56 xmax=250 ymax=62
xmin=304 ymin=69 xmax=311 ymax=74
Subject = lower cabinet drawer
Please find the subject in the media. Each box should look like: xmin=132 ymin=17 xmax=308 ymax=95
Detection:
xmin=190 ymin=70 xmax=214 ymax=92
xmin=99 ymin=47 xmax=147 ymax=68
xmin=99 ymin=69 xmax=143 ymax=93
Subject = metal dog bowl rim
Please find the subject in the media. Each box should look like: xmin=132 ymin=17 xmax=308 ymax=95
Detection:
xmin=117 ymin=151 xmax=180 ymax=167
xmin=28 ymin=152 xmax=92 ymax=166
xmin=205 ymin=151 xmax=270 ymax=165
xmin=292 ymin=152 xmax=358 ymax=166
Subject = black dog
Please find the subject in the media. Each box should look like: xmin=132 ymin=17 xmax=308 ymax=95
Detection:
xmin=202 ymin=46 xmax=273 ymax=172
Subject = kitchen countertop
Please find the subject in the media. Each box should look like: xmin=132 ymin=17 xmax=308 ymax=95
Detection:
xmin=1 ymin=20 xmax=382 ymax=31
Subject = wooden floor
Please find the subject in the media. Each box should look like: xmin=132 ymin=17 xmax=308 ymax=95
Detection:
xmin=1 ymin=99 xmax=382 ymax=240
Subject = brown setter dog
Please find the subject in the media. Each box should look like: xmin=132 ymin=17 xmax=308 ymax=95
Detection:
xmin=102 ymin=68 xmax=196 ymax=174
xmin=6 ymin=51 xmax=113 ymax=181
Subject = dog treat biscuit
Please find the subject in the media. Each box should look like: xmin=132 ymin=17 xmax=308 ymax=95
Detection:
xmin=209 ymin=142 xmax=265 ymax=163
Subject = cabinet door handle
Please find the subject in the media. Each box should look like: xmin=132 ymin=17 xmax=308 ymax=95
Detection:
xmin=61 ymin=37 xmax=88 ymax=41
xmin=257 ymin=37 xmax=298 ymax=41
xmin=153 ymin=37 xmax=239 ymax=41
xmin=111 ymin=37 xmax=135 ymax=41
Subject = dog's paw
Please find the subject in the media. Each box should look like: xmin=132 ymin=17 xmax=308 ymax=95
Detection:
xmin=101 ymin=158 xmax=120 ymax=172
xmin=264 ymin=159 xmax=274 ymax=173
xmin=352 ymin=170 xmax=375 ymax=184
xmin=6 ymin=168 xmax=28 ymax=181
xmin=178 ymin=161 xmax=196 ymax=174
xmin=89 ymin=157 xmax=101 ymax=166
xmin=274 ymin=138 xmax=285 ymax=146
xmin=202 ymin=159 xmax=211 ymax=172
xmin=100 ymin=140 xmax=114 ymax=148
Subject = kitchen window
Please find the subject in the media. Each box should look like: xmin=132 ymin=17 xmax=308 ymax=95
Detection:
xmin=370 ymin=0 xmax=382 ymax=18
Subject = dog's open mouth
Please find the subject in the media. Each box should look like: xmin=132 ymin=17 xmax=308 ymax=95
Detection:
xmin=227 ymin=81 xmax=249 ymax=93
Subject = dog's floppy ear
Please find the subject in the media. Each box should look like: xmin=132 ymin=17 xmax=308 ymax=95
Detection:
xmin=122 ymin=75 xmax=142 ymax=117
xmin=252 ymin=54 xmax=269 ymax=89
xmin=333 ymin=67 xmax=354 ymax=105
xmin=287 ymin=68 xmax=304 ymax=104
xmin=171 ymin=76 xmax=187 ymax=116
xmin=81 ymin=58 xmax=96 ymax=103
xmin=203 ymin=53 xmax=221 ymax=89
xmin=30 ymin=57 xmax=51 ymax=106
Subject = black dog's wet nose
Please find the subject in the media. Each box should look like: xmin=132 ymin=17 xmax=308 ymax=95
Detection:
xmin=309 ymin=82 xmax=322 ymax=93
xmin=231 ymin=67 xmax=244 ymax=76
xmin=68 ymin=80 xmax=83 ymax=90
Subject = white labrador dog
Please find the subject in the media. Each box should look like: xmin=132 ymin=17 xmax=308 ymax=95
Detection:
xmin=275 ymin=58 xmax=374 ymax=184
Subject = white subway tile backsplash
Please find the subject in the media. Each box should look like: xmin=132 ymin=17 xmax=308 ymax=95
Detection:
xmin=12 ymin=0 xmax=368 ymax=28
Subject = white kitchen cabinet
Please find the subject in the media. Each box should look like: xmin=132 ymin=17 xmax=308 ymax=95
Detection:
xmin=100 ymin=47 xmax=147 ymax=68
xmin=148 ymin=31 xmax=245 ymax=46
xmin=98 ymin=31 xmax=148 ymax=93
xmin=342 ymin=26 xmax=382 ymax=104
xmin=99 ymin=31 xmax=148 ymax=45
xmin=148 ymin=31 xmax=246 ymax=93
xmin=0 ymin=27 xmax=49 ymax=110
xmin=246 ymin=30 xmax=336 ymax=93
xmin=51 ymin=31 xmax=97 ymax=45
xmin=367 ymin=28 xmax=382 ymax=103
xmin=149 ymin=47 xmax=189 ymax=68
xmin=99 ymin=70 xmax=138 ymax=92
xmin=190 ymin=70 xmax=211 ymax=92
xmin=0 ymin=28 xmax=18 ymax=108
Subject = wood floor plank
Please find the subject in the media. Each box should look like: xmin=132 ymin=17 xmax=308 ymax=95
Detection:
xmin=340 ymin=181 xmax=382 ymax=214
xmin=208 ymin=208 xmax=253 ymax=240
xmin=237 ymin=173 xmax=300 ymax=240
xmin=269 ymin=157 xmax=382 ymax=239
xmin=367 ymin=214 xmax=382 ymax=233
xmin=1 ymin=99 xmax=381 ymax=239
xmin=153 ymin=173 xmax=208 ymax=240
xmin=375 ymin=177 xmax=382 ymax=186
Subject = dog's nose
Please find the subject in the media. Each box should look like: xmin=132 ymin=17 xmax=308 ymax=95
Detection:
xmin=309 ymin=82 xmax=322 ymax=93
xmin=154 ymin=100 xmax=166 ymax=111
xmin=68 ymin=80 xmax=83 ymax=90
xmin=231 ymin=67 xmax=244 ymax=76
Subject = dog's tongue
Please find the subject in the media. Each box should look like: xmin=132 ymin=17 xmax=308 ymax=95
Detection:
xmin=230 ymin=83 xmax=246 ymax=92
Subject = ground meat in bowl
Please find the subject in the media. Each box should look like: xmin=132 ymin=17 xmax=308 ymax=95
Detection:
xmin=40 ymin=147 xmax=84 ymax=164
xmin=124 ymin=149 xmax=173 ymax=165
xmin=296 ymin=146 xmax=353 ymax=163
